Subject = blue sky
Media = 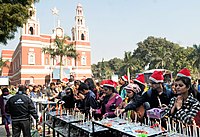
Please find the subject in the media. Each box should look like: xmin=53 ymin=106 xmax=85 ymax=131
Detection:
xmin=1 ymin=0 xmax=200 ymax=64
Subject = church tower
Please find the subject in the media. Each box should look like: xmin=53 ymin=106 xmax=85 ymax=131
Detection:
xmin=22 ymin=4 xmax=40 ymax=35
xmin=71 ymin=3 xmax=91 ymax=79
xmin=72 ymin=3 xmax=89 ymax=41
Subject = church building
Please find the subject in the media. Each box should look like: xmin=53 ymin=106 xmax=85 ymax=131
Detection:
xmin=1 ymin=3 xmax=92 ymax=85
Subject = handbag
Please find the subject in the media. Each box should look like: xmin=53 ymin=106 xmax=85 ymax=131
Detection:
xmin=130 ymin=105 xmax=145 ymax=122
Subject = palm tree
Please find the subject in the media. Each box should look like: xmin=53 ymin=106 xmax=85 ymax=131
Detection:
xmin=42 ymin=36 xmax=78 ymax=81
xmin=150 ymin=47 xmax=171 ymax=69
xmin=0 ymin=58 xmax=9 ymax=75
xmin=188 ymin=44 xmax=200 ymax=77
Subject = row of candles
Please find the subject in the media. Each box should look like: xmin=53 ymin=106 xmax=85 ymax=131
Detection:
xmin=49 ymin=102 xmax=199 ymax=137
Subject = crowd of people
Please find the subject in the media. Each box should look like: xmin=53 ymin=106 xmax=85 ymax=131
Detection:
xmin=0 ymin=68 xmax=200 ymax=136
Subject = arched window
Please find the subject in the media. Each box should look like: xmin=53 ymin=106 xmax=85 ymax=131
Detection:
xmin=30 ymin=10 xmax=32 ymax=16
xmin=81 ymin=33 xmax=85 ymax=40
xmin=29 ymin=27 xmax=33 ymax=35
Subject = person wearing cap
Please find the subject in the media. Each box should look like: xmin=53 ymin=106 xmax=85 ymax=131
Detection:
xmin=0 ymin=88 xmax=12 ymax=137
xmin=118 ymin=75 xmax=129 ymax=101
xmin=133 ymin=73 xmax=146 ymax=95
xmin=117 ymin=71 xmax=173 ymax=116
xmin=163 ymin=76 xmax=200 ymax=125
xmin=116 ymin=83 xmax=146 ymax=122
xmin=177 ymin=68 xmax=200 ymax=101
xmin=5 ymin=85 xmax=39 ymax=137
xmin=96 ymin=80 xmax=122 ymax=119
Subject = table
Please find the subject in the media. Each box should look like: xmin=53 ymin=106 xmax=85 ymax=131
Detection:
xmin=92 ymin=117 xmax=165 ymax=137
xmin=71 ymin=121 xmax=108 ymax=137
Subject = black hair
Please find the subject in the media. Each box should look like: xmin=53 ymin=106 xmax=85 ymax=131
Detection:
xmin=74 ymin=80 xmax=81 ymax=86
xmin=175 ymin=76 xmax=195 ymax=96
xmin=103 ymin=85 xmax=118 ymax=93
xmin=175 ymin=76 xmax=191 ymax=88
xmin=18 ymin=85 xmax=26 ymax=92
xmin=84 ymin=78 xmax=96 ymax=91
xmin=2 ymin=88 xmax=9 ymax=95
xmin=78 ymin=82 xmax=89 ymax=91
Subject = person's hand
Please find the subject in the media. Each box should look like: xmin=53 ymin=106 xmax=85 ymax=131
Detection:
xmin=102 ymin=113 xmax=108 ymax=118
xmin=114 ymin=108 xmax=125 ymax=117
xmin=74 ymin=107 xmax=80 ymax=112
xmin=160 ymin=104 xmax=168 ymax=110
xmin=78 ymin=93 xmax=85 ymax=100
xmin=175 ymin=95 xmax=183 ymax=110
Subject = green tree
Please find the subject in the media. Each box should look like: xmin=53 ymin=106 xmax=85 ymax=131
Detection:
xmin=188 ymin=44 xmax=200 ymax=77
xmin=0 ymin=0 xmax=39 ymax=44
xmin=43 ymin=36 xmax=78 ymax=81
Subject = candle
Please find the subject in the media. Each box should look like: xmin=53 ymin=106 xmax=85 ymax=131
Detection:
xmin=193 ymin=120 xmax=198 ymax=137
xmin=166 ymin=121 xmax=168 ymax=131
xmin=189 ymin=125 xmax=192 ymax=137
xmin=159 ymin=119 xmax=162 ymax=131
xmin=83 ymin=113 xmax=85 ymax=124
xmin=116 ymin=107 xmax=119 ymax=117
xmin=168 ymin=117 xmax=171 ymax=132
xmin=88 ymin=114 xmax=90 ymax=122
xmin=178 ymin=120 xmax=181 ymax=134
xmin=134 ymin=111 xmax=137 ymax=124
xmin=56 ymin=103 xmax=58 ymax=115
xmin=60 ymin=104 xmax=62 ymax=117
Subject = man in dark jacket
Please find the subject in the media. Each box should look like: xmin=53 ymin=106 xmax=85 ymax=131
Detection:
xmin=5 ymin=85 xmax=38 ymax=137
xmin=76 ymin=82 xmax=98 ymax=118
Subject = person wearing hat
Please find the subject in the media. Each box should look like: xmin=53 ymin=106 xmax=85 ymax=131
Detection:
xmin=0 ymin=88 xmax=12 ymax=137
xmin=133 ymin=73 xmax=146 ymax=95
xmin=163 ymin=76 xmax=200 ymax=125
xmin=117 ymin=71 xmax=173 ymax=116
xmin=116 ymin=83 xmax=147 ymax=122
xmin=118 ymin=75 xmax=129 ymax=101
xmin=177 ymin=68 xmax=200 ymax=101
xmin=95 ymin=80 xmax=122 ymax=119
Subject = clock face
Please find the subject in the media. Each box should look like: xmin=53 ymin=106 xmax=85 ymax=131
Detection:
xmin=56 ymin=28 xmax=63 ymax=37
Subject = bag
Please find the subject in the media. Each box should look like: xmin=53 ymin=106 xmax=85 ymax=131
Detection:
xmin=130 ymin=105 xmax=145 ymax=122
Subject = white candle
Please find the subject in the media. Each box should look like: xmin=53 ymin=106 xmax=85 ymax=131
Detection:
xmin=166 ymin=121 xmax=168 ymax=131
xmin=189 ymin=125 xmax=192 ymax=137
xmin=159 ymin=119 xmax=162 ymax=131
xmin=83 ymin=113 xmax=85 ymax=124
xmin=134 ymin=111 xmax=137 ymax=124
xmin=116 ymin=107 xmax=119 ymax=117
xmin=178 ymin=120 xmax=181 ymax=134
xmin=193 ymin=120 xmax=198 ymax=137
xmin=168 ymin=117 xmax=171 ymax=132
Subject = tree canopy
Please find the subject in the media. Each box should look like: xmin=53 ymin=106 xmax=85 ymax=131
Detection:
xmin=92 ymin=36 xmax=200 ymax=80
xmin=0 ymin=0 xmax=39 ymax=45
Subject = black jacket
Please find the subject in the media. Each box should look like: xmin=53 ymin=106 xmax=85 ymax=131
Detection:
xmin=125 ymin=88 xmax=172 ymax=112
xmin=5 ymin=91 xmax=38 ymax=121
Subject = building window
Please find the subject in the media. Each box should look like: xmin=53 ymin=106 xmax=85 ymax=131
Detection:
xmin=45 ymin=57 xmax=49 ymax=65
xmin=29 ymin=27 xmax=33 ymax=35
xmin=81 ymin=33 xmax=85 ymax=40
xmin=81 ymin=56 xmax=86 ymax=66
xmin=28 ymin=52 xmax=35 ymax=65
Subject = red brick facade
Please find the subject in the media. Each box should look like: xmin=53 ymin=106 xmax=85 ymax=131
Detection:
xmin=1 ymin=3 xmax=92 ymax=85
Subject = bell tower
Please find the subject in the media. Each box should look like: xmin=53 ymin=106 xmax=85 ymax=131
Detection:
xmin=71 ymin=3 xmax=89 ymax=41
xmin=22 ymin=4 xmax=40 ymax=35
